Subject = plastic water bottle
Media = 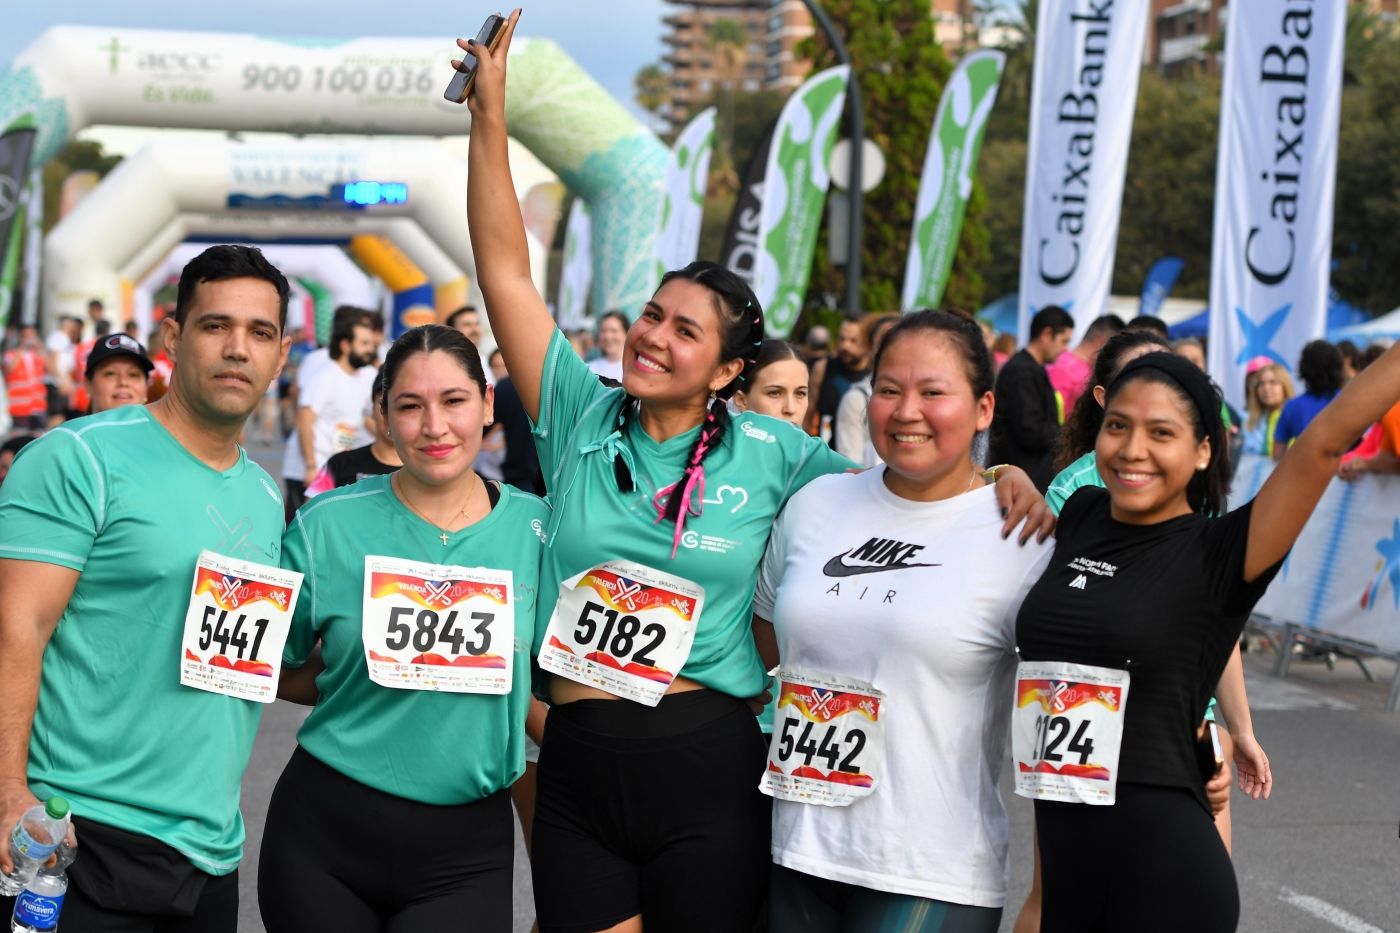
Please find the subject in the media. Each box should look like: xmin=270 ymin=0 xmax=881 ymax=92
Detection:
xmin=0 ymin=799 xmax=69 ymax=898
xmin=10 ymin=841 xmax=73 ymax=933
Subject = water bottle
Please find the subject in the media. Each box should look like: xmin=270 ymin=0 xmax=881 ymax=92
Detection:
xmin=10 ymin=841 xmax=73 ymax=933
xmin=0 ymin=799 xmax=69 ymax=898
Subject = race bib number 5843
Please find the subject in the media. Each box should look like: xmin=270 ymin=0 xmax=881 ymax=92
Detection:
xmin=1012 ymin=661 xmax=1130 ymax=805
xmin=180 ymin=551 xmax=303 ymax=703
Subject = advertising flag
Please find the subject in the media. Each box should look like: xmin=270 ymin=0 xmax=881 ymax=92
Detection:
xmin=0 ymin=125 xmax=36 ymax=332
xmin=753 ymin=65 xmax=851 ymax=338
xmin=1017 ymin=0 xmax=1148 ymax=341
xmin=1138 ymin=256 xmax=1184 ymax=319
xmin=653 ymin=107 xmax=715 ymax=282
xmin=1207 ymin=0 xmax=1344 ymax=412
xmin=721 ymin=119 xmax=778 ymax=287
xmin=901 ymin=50 xmax=1005 ymax=311
xmin=556 ymin=198 xmax=592 ymax=329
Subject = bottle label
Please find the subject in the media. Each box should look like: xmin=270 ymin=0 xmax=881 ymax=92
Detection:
xmin=14 ymin=889 xmax=63 ymax=930
xmin=9 ymin=824 xmax=57 ymax=861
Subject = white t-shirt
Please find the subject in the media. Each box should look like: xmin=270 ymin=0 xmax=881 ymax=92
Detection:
xmin=754 ymin=469 xmax=1051 ymax=908
xmin=586 ymin=356 xmax=623 ymax=382
xmin=281 ymin=348 xmax=333 ymax=480
xmin=297 ymin=362 xmax=375 ymax=475
xmin=45 ymin=331 xmax=74 ymax=385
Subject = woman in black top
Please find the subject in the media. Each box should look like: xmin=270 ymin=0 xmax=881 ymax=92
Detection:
xmin=1015 ymin=344 xmax=1400 ymax=933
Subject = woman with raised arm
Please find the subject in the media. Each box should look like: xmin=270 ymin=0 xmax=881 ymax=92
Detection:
xmin=1013 ymin=342 xmax=1400 ymax=932
xmin=460 ymin=13 xmax=1050 ymax=933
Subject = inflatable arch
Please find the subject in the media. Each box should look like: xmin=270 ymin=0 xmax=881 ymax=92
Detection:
xmin=44 ymin=137 xmax=551 ymax=327
xmin=3 ymin=25 xmax=666 ymax=319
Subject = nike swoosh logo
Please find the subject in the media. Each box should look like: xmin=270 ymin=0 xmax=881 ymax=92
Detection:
xmin=822 ymin=554 xmax=940 ymax=577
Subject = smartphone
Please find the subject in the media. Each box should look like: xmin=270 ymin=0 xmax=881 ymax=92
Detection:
xmin=1196 ymin=720 xmax=1225 ymax=781
xmin=444 ymin=13 xmax=507 ymax=103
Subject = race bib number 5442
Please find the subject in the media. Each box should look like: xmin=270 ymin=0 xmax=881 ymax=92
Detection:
xmin=1012 ymin=661 xmax=1130 ymax=805
xmin=760 ymin=670 xmax=884 ymax=807
xmin=180 ymin=551 xmax=303 ymax=703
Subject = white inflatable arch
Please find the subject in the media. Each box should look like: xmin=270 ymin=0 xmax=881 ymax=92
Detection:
xmin=5 ymin=25 xmax=667 ymax=316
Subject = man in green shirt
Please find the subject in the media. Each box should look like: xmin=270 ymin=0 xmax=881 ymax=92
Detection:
xmin=0 ymin=245 xmax=292 ymax=931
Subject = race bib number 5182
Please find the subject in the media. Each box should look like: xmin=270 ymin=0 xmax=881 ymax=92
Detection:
xmin=1012 ymin=661 xmax=1130 ymax=805
xmin=180 ymin=551 xmax=303 ymax=703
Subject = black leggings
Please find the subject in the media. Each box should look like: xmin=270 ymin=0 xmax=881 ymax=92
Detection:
xmin=1036 ymin=783 xmax=1238 ymax=933
xmin=531 ymin=690 xmax=771 ymax=933
xmin=257 ymin=746 xmax=514 ymax=933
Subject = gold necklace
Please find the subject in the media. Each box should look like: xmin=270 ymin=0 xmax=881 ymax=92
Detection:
xmin=395 ymin=473 xmax=478 ymax=546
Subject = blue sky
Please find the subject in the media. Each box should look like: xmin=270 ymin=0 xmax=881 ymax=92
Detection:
xmin=2 ymin=1 xmax=668 ymax=120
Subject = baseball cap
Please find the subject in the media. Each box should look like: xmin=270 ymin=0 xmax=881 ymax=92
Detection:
xmin=85 ymin=334 xmax=154 ymax=380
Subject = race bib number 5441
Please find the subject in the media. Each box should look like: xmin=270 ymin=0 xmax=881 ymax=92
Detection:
xmin=1012 ymin=661 xmax=1130 ymax=805
xmin=538 ymin=561 xmax=704 ymax=706
xmin=362 ymin=556 xmax=514 ymax=694
xmin=180 ymin=551 xmax=303 ymax=703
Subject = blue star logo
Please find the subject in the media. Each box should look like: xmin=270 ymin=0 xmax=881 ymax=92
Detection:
xmin=1362 ymin=519 xmax=1400 ymax=611
xmin=1234 ymin=304 xmax=1292 ymax=368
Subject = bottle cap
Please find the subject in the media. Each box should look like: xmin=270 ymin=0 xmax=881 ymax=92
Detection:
xmin=44 ymin=797 xmax=69 ymax=820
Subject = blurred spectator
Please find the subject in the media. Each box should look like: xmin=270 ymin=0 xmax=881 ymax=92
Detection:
xmin=801 ymin=325 xmax=831 ymax=368
xmin=991 ymin=305 xmax=1074 ymax=490
xmin=1274 ymin=340 xmax=1344 ymax=458
xmin=1172 ymin=337 xmax=1206 ymax=371
xmin=1336 ymin=340 xmax=1360 ymax=383
xmin=69 ymin=320 xmax=112 ymax=416
xmin=1048 ymin=314 xmax=1125 ymax=416
xmin=833 ymin=317 xmax=901 ymax=465
xmin=487 ymin=347 xmax=509 ymax=384
xmin=588 ymin=310 xmax=628 ymax=382
xmin=1241 ymin=358 xmax=1294 ymax=458
xmin=807 ymin=314 xmax=880 ymax=448
xmin=86 ymin=298 xmax=106 ymax=333
xmin=1127 ymin=315 xmax=1169 ymax=338
xmin=0 ymin=433 xmax=36 ymax=487
xmin=306 ymin=369 xmax=402 ymax=496
xmin=4 ymin=325 xmax=48 ymax=432
xmin=45 ymin=315 xmax=82 ymax=417
xmin=445 ymin=305 xmax=483 ymax=345
xmin=990 ymin=332 xmax=1016 ymax=371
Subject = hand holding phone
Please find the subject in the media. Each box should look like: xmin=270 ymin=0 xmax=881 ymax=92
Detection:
xmin=445 ymin=13 xmax=507 ymax=103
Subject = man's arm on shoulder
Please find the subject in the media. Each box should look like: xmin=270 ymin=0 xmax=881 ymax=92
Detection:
xmin=0 ymin=559 xmax=78 ymax=874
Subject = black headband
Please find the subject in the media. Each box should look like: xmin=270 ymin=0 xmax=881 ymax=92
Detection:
xmin=1109 ymin=351 xmax=1225 ymax=441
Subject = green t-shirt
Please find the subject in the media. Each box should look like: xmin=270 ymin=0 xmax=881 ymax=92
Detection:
xmin=282 ymin=474 xmax=547 ymax=804
xmin=532 ymin=330 xmax=852 ymax=700
xmin=0 ymin=406 xmax=286 ymax=875
xmin=1045 ymin=451 xmax=1100 ymax=516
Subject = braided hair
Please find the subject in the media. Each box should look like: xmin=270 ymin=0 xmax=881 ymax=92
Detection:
xmin=610 ymin=261 xmax=764 ymax=556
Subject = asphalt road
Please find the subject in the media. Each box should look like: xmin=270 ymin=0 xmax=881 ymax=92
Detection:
xmin=237 ymin=442 xmax=1400 ymax=932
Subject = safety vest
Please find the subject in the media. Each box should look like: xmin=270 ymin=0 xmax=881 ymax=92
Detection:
xmin=4 ymin=349 xmax=46 ymax=417
xmin=70 ymin=339 xmax=96 ymax=411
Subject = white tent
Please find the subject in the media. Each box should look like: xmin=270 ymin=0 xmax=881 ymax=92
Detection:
xmin=1329 ymin=307 xmax=1400 ymax=345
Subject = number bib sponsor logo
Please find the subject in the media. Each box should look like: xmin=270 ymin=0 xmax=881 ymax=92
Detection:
xmin=761 ymin=670 xmax=884 ymax=807
xmin=180 ymin=551 xmax=303 ymax=703
xmin=1012 ymin=661 xmax=1130 ymax=805
xmin=538 ymin=561 xmax=704 ymax=706
xmin=361 ymin=557 xmax=514 ymax=694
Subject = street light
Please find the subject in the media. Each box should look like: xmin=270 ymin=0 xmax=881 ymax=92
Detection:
xmin=800 ymin=0 xmax=863 ymax=317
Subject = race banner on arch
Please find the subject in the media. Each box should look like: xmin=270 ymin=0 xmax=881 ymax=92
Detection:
xmin=652 ymin=107 xmax=715 ymax=284
xmin=753 ymin=65 xmax=850 ymax=339
xmin=901 ymin=50 xmax=1005 ymax=312
xmin=1207 ymin=0 xmax=1343 ymax=413
xmin=1017 ymin=0 xmax=1148 ymax=342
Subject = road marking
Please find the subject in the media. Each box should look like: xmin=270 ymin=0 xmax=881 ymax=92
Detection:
xmin=1279 ymin=887 xmax=1386 ymax=933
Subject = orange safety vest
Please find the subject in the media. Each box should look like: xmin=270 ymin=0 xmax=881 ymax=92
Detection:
xmin=4 ymin=349 xmax=46 ymax=417
xmin=70 ymin=338 xmax=96 ymax=411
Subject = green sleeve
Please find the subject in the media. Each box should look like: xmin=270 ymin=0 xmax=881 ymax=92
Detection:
xmin=530 ymin=329 xmax=617 ymax=485
xmin=0 ymin=430 xmax=103 ymax=570
xmin=779 ymin=430 xmax=857 ymax=508
xmin=1044 ymin=481 xmax=1070 ymax=517
xmin=280 ymin=514 xmax=319 ymax=668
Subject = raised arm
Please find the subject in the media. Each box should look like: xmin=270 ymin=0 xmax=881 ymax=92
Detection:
xmin=463 ymin=9 xmax=552 ymax=421
xmin=1247 ymin=341 xmax=1400 ymax=581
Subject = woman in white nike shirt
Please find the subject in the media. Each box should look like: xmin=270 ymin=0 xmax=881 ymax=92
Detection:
xmin=752 ymin=310 xmax=1053 ymax=933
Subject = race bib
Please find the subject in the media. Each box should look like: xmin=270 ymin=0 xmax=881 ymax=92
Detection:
xmin=333 ymin=422 xmax=358 ymax=452
xmin=538 ymin=561 xmax=704 ymax=706
xmin=1012 ymin=661 xmax=1130 ymax=805
xmin=362 ymin=556 xmax=514 ymax=694
xmin=180 ymin=551 xmax=302 ymax=703
xmin=761 ymin=670 xmax=884 ymax=807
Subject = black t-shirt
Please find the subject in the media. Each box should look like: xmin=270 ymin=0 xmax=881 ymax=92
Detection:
xmin=1014 ymin=486 xmax=1282 ymax=811
xmin=324 ymin=444 xmax=397 ymax=489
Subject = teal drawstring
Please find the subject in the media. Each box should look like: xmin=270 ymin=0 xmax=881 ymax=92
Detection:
xmin=545 ymin=429 xmax=637 ymax=548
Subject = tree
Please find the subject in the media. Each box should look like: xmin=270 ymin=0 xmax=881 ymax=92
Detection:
xmin=41 ymin=139 xmax=122 ymax=233
xmin=796 ymin=0 xmax=988 ymax=318
xmin=633 ymin=63 xmax=670 ymax=134
xmin=704 ymin=17 xmax=751 ymax=184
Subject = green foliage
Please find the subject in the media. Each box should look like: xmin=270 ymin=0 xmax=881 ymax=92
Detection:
xmin=798 ymin=0 xmax=988 ymax=320
xmin=634 ymin=63 xmax=670 ymax=132
xmin=41 ymin=139 xmax=122 ymax=233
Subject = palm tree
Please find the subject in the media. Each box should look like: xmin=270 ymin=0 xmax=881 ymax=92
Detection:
xmin=704 ymin=17 xmax=750 ymax=180
xmin=634 ymin=62 xmax=670 ymax=133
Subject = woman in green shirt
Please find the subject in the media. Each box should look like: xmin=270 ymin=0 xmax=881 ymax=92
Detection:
xmin=258 ymin=325 xmax=548 ymax=932
xmin=460 ymin=14 xmax=1049 ymax=933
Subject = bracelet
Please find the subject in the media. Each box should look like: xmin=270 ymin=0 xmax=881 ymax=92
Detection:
xmin=981 ymin=464 xmax=1011 ymax=484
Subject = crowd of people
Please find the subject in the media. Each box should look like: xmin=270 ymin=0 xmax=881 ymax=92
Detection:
xmin=1 ymin=11 xmax=1400 ymax=933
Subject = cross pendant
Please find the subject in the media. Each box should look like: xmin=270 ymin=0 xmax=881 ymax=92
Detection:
xmin=439 ymin=531 xmax=450 ymax=546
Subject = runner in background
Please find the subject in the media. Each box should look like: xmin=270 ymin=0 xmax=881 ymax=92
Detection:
xmin=1015 ymin=341 xmax=1400 ymax=932
xmin=461 ymin=19 xmax=1049 ymax=929
xmin=0 ymin=244 xmax=292 ymax=931
xmin=833 ymin=315 xmax=901 ymax=466
xmin=261 ymin=324 xmax=544 ymax=932
xmin=304 ymin=370 xmax=401 ymax=497
xmin=3 ymin=325 xmax=48 ymax=432
xmin=1046 ymin=315 xmax=1124 ymax=416
xmin=67 ymin=320 xmax=110 ymax=418
xmin=731 ymin=340 xmax=809 ymax=428
xmin=83 ymin=334 xmax=153 ymax=415
xmin=44 ymin=316 xmax=81 ymax=426
xmin=587 ymin=311 xmax=628 ymax=383
xmin=807 ymin=315 xmax=874 ymax=447
xmin=1240 ymin=359 xmax=1293 ymax=460
xmin=754 ymin=311 xmax=1052 ymax=933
